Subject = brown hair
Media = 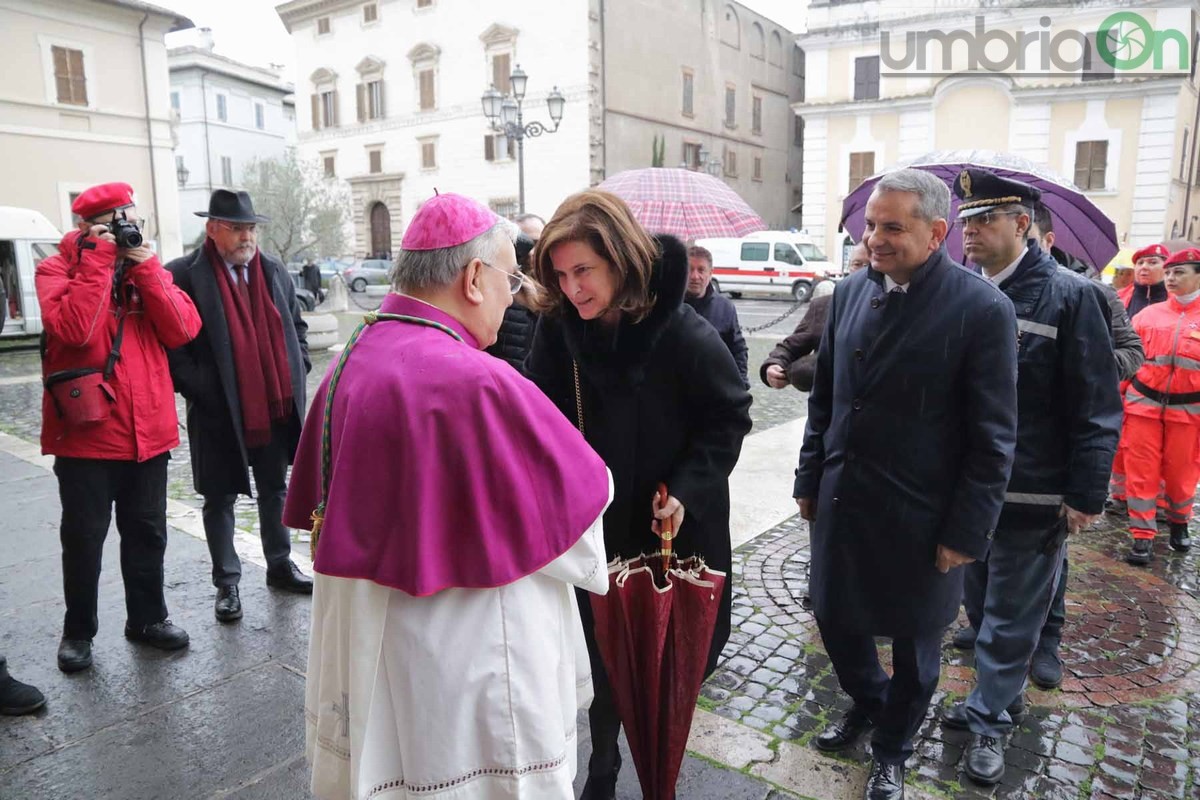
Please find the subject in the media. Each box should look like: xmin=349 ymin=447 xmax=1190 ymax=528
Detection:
xmin=531 ymin=189 xmax=659 ymax=321
xmin=687 ymin=245 xmax=712 ymax=266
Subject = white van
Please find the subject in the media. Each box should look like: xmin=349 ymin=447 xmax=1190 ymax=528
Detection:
xmin=693 ymin=231 xmax=837 ymax=302
xmin=0 ymin=207 xmax=62 ymax=338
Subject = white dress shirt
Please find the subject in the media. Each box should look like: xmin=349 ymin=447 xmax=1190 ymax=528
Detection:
xmin=986 ymin=247 xmax=1028 ymax=286
xmin=884 ymin=274 xmax=909 ymax=293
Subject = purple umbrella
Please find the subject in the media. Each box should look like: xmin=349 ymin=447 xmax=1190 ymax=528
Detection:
xmin=841 ymin=150 xmax=1120 ymax=269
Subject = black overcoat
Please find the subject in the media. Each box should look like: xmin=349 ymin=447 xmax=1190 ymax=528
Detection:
xmin=526 ymin=235 xmax=753 ymax=672
xmin=166 ymin=246 xmax=310 ymax=497
xmin=794 ymin=249 xmax=1018 ymax=637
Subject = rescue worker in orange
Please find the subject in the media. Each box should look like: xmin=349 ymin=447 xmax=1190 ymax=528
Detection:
xmin=1108 ymin=243 xmax=1171 ymax=513
xmin=1122 ymin=247 xmax=1200 ymax=564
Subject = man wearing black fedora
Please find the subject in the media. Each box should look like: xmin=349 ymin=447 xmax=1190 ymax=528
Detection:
xmin=166 ymin=189 xmax=313 ymax=623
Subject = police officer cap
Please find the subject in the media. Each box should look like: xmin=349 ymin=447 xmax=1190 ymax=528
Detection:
xmin=952 ymin=168 xmax=1041 ymax=220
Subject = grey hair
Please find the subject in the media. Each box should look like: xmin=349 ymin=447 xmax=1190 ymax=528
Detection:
xmin=392 ymin=218 xmax=517 ymax=293
xmin=873 ymin=169 xmax=950 ymax=223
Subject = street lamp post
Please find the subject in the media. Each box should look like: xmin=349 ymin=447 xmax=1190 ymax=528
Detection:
xmin=698 ymin=146 xmax=722 ymax=177
xmin=480 ymin=65 xmax=565 ymax=214
xmin=176 ymin=161 xmax=190 ymax=188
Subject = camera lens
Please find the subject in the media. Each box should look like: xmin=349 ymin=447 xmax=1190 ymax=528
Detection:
xmin=109 ymin=219 xmax=143 ymax=249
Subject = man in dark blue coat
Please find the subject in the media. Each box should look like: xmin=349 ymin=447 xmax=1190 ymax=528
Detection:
xmin=794 ymin=168 xmax=1018 ymax=800
xmin=684 ymin=245 xmax=749 ymax=387
xmin=939 ymin=170 xmax=1121 ymax=785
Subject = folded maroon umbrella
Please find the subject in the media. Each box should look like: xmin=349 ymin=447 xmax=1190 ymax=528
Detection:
xmin=589 ymin=553 xmax=726 ymax=800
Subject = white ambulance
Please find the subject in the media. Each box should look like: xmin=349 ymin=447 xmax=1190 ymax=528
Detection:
xmin=0 ymin=207 xmax=62 ymax=339
xmin=692 ymin=231 xmax=837 ymax=302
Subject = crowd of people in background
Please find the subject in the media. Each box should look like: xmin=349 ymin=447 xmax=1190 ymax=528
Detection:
xmin=9 ymin=162 xmax=1200 ymax=800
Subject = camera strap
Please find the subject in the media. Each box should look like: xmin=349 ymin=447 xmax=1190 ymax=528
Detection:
xmin=103 ymin=294 xmax=129 ymax=381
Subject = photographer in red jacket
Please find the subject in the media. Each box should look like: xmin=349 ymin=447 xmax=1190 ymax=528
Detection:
xmin=36 ymin=183 xmax=201 ymax=673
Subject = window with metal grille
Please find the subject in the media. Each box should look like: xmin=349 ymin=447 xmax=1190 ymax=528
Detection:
xmin=52 ymin=46 xmax=87 ymax=105
xmin=317 ymin=17 xmax=330 ymax=34
xmin=725 ymin=85 xmax=736 ymax=128
xmin=682 ymin=70 xmax=694 ymax=117
xmin=419 ymin=69 xmax=435 ymax=111
xmin=489 ymin=197 xmax=519 ymax=218
xmin=1074 ymin=141 xmax=1108 ymax=190
xmin=849 ymin=151 xmax=875 ymax=190
xmin=752 ymin=96 xmax=763 ymax=135
xmin=491 ymin=53 xmax=511 ymax=95
xmin=854 ymin=56 xmax=879 ymax=101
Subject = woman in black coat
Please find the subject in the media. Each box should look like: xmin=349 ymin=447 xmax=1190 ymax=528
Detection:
xmin=526 ymin=190 xmax=752 ymax=799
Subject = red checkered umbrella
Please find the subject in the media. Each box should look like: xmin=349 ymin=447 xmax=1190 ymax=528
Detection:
xmin=598 ymin=168 xmax=766 ymax=240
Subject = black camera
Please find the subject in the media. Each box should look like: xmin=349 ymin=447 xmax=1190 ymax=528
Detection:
xmin=107 ymin=215 xmax=143 ymax=249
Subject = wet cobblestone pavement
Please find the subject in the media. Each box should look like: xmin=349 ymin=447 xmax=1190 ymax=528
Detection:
xmin=703 ymin=512 xmax=1200 ymax=799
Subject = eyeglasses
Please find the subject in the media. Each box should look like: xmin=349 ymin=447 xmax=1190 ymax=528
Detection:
xmin=961 ymin=210 xmax=1023 ymax=229
xmin=216 ymin=221 xmax=258 ymax=234
xmin=480 ymin=260 xmax=523 ymax=295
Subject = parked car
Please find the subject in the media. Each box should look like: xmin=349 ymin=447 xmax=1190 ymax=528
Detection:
xmin=342 ymin=258 xmax=392 ymax=292
xmin=693 ymin=231 xmax=838 ymax=302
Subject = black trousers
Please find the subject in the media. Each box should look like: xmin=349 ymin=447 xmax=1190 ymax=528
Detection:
xmin=201 ymin=427 xmax=292 ymax=587
xmin=54 ymin=454 xmax=170 ymax=640
xmin=816 ymin=617 xmax=944 ymax=765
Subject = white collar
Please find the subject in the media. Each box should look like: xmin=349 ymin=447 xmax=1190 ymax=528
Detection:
xmin=883 ymin=274 xmax=908 ymax=293
xmin=986 ymin=247 xmax=1027 ymax=286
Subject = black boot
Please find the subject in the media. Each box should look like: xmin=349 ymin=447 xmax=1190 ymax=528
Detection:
xmin=579 ymin=752 xmax=620 ymax=800
xmin=1169 ymin=523 xmax=1192 ymax=552
xmin=1127 ymin=538 xmax=1152 ymax=566
xmin=816 ymin=703 xmax=874 ymax=751
xmin=864 ymin=759 xmax=905 ymax=800
xmin=0 ymin=657 xmax=46 ymax=715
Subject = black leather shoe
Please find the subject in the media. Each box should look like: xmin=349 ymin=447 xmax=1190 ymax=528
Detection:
xmin=1030 ymin=647 xmax=1063 ymax=689
xmin=964 ymin=734 xmax=1006 ymax=785
xmin=57 ymin=638 xmax=93 ymax=673
xmin=1127 ymin=538 xmax=1153 ymax=565
xmin=942 ymin=696 xmax=1025 ymax=730
xmin=815 ymin=703 xmax=873 ymax=751
xmin=215 ymin=585 xmax=243 ymax=622
xmin=125 ymin=620 xmax=190 ymax=651
xmin=0 ymin=658 xmax=46 ymax=715
xmin=1169 ymin=523 xmax=1192 ymax=552
xmin=951 ymin=625 xmax=978 ymax=650
xmin=267 ymin=560 xmax=314 ymax=594
xmin=579 ymin=752 xmax=620 ymax=800
xmin=864 ymin=759 xmax=904 ymax=800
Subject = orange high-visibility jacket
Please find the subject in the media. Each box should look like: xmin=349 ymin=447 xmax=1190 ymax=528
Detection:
xmin=1126 ymin=294 xmax=1200 ymax=425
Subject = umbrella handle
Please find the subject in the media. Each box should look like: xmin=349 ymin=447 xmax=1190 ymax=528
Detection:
xmin=657 ymin=482 xmax=673 ymax=576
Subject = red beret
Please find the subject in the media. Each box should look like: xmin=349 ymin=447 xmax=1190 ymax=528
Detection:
xmin=1132 ymin=243 xmax=1170 ymax=264
xmin=71 ymin=182 xmax=136 ymax=220
xmin=1165 ymin=248 xmax=1200 ymax=267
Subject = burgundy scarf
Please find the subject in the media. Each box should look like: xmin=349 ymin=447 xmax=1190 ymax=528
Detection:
xmin=205 ymin=237 xmax=293 ymax=448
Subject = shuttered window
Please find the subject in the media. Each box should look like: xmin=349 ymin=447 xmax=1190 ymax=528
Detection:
xmin=53 ymin=46 xmax=88 ymax=105
xmin=491 ymin=53 xmax=511 ymax=95
xmin=1074 ymin=141 xmax=1108 ymax=190
xmin=853 ymin=56 xmax=879 ymax=101
xmin=419 ymin=69 xmax=435 ymax=110
xmin=849 ymin=151 xmax=875 ymax=190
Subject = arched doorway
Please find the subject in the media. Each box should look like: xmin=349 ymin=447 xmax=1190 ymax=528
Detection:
xmin=369 ymin=202 xmax=392 ymax=258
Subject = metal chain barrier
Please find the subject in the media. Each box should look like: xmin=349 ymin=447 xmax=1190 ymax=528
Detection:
xmin=743 ymin=300 xmax=806 ymax=334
